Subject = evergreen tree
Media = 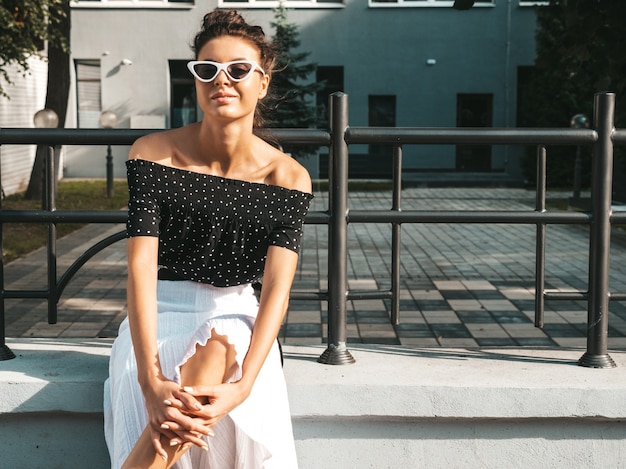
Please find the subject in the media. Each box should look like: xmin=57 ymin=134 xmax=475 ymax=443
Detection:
xmin=520 ymin=0 xmax=626 ymax=187
xmin=269 ymin=3 xmax=324 ymax=156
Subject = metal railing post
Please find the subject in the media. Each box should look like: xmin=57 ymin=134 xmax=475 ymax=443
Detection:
xmin=535 ymin=145 xmax=547 ymax=328
xmin=45 ymin=145 xmax=58 ymax=325
xmin=391 ymin=145 xmax=402 ymax=325
xmin=318 ymin=92 xmax=355 ymax=365
xmin=0 ymin=141 xmax=16 ymax=360
xmin=579 ymin=92 xmax=616 ymax=368
xmin=106 ymin=144 xmax=114 ymax=197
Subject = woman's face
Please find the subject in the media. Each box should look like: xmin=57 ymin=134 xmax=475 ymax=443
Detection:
xmin=194 ymin=35 xmax=269 ymax=125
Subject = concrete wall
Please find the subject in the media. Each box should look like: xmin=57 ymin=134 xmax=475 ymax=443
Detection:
xmin=1 ymin=413 xmax=109 ymax=469
xmin=65 ymin=1 xmax=538 ymax=179
xmin=2 ymin=339 xmax=626 ymax=469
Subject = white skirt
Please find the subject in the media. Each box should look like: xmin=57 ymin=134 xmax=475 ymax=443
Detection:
xmin=103 ymin=280 xmax=298 ymax=469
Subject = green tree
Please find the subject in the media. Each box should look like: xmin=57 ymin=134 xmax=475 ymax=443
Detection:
xmin=520 ymin=0 xmax=626 ymax=187
xmin=0 ymin=0 xmax=71 ymax=201
xmin=269 ymin=2 xmax=324 ymax=156
xmin=0 ymin=0 xmax=69 ymax=98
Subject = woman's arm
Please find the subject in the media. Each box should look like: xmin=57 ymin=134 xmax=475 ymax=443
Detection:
xmin=241 ymin=245 xmax=299 ymax=389
xmin=127 ymin=236 xmax=212 ymax=458
xmin=236 ymin=160 xmax=313 ymax=392
xmin=126 ymin=236 xmax=160 ymax=393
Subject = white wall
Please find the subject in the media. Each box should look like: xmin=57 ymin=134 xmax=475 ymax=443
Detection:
xmin=0 ymin=58 xmax=48 ymax=196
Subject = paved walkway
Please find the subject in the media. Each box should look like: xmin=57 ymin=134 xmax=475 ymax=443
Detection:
xmin=4 ymin=187 xmax=626 ymax=351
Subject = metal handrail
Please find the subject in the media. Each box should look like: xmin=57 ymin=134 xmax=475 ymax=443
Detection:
xmin=346 ymin=126 xmax=598 ymax=145
xmin=0 ymin=91 xmax=623 ymax=369
xmin=0 ymin=128 xmax=331 ymax=361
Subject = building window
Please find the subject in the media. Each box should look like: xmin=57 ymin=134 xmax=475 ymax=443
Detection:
xmin=219 ymin=0 xmax=343 ymax=8
xmin=456 ymin=93 xmax=493 ymax=172
xmin=75 ymin=59 xmax=102 ymax=128
xmin=368 ymin=95 xmax=396 ymax=159
xmin=169 ymin=60 xmax=197 ymax=129
xmin=369 ymin=0 xmax=493 ymax=7
xmin=72 ymin=0 xmax=193 ymax=8
xmin=316 ymin=66 xmax=344 ymax=129
xmin=516 ymin=66 xmax=535 ymax=127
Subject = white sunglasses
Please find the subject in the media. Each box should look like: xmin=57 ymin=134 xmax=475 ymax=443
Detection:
xmin=187 ymin=60 xmax=265 ymax=83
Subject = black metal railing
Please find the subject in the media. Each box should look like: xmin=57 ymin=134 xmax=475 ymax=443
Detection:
xmin=0 ymin=91 xmax=624 ymax=369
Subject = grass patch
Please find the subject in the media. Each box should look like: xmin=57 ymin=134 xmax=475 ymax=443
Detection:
xmin=2 ymin=180 xmax=128 ymax=263
xmin=545 ymin=198 xmax=570 ymax=211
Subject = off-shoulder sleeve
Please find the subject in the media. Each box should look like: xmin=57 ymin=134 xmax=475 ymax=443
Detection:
xmin=126 ymin=159 xmax=161 ymax=238
xmin=268 ymin=191 xmax=313 ymax=254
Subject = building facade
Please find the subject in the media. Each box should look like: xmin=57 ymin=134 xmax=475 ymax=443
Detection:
xmin=66 ymin=0 xmax=540 ymax=181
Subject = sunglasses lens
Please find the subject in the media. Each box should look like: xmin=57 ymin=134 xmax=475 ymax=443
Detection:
xmin=194 ymin=63 xmax=218 ymax=80
xmin=227 ymin=62 xmax=253 ymax=80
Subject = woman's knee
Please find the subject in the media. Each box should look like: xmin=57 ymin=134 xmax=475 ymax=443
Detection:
xmin=180 ymin=329 xmax=237 ymax=385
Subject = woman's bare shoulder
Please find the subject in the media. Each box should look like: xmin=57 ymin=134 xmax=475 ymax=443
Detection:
xmin=266 ymin=146 xmax=312 ymax=194
xmin=128 ymin=127 xmax=191 ymax=164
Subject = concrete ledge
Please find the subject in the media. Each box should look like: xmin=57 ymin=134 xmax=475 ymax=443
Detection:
xmin=0 ymin=339 xmax=112 ymax=414
xmin=1 ymin=339 xmax=113 ymax=468
xmin=2 ymin=339 xmax=626 ymax=468
xmin=284 ymin=344 xmax=626 ymax=419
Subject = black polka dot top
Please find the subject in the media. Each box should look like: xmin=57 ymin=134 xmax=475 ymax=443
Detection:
xmin=126 ymin=159 xmax=313 ymax=287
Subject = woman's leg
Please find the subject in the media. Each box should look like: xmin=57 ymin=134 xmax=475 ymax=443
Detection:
xmin=121 ymin=331 xmax=237 ymax=469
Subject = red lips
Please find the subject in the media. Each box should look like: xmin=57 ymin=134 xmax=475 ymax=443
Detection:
xmin=211 ymin=90 xmax=237 ymax=102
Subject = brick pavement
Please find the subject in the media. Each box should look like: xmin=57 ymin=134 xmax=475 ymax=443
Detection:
xmin=5 ymin=188 xmax=626 ymax=352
